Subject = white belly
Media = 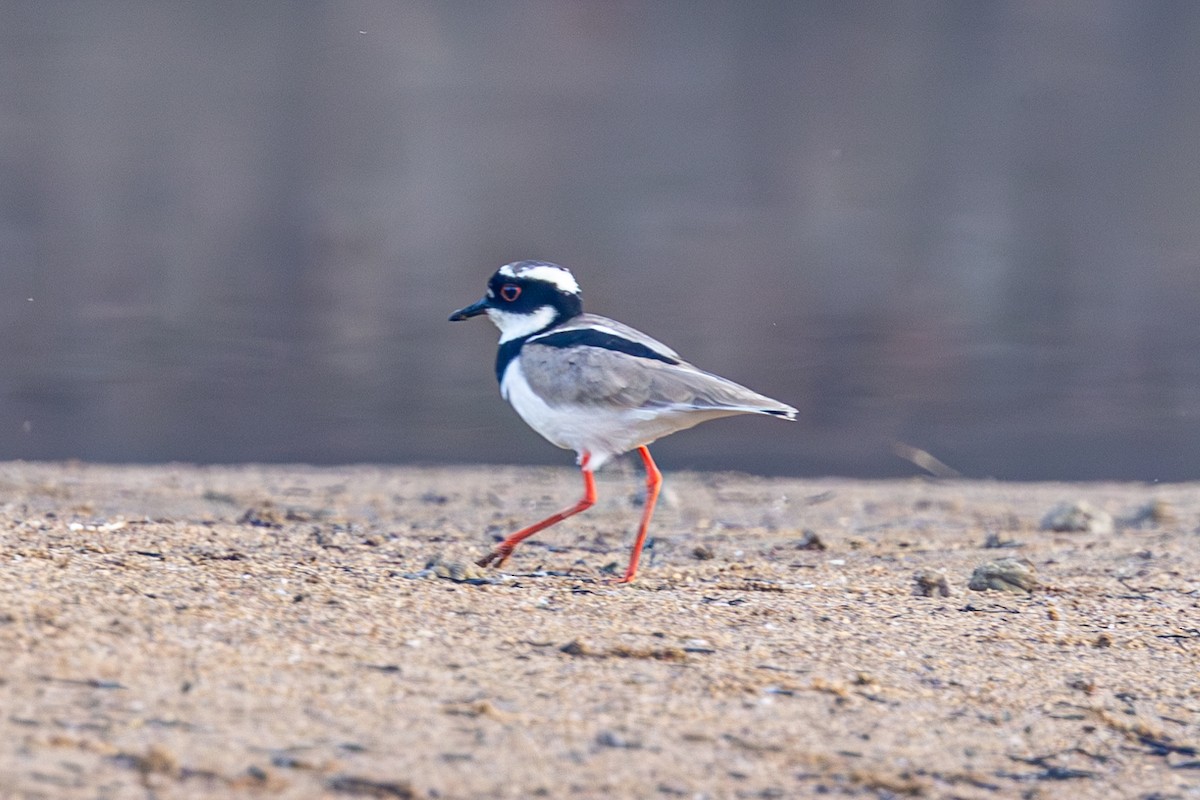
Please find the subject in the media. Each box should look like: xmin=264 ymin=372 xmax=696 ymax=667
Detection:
xmin=500 ymin=359 xmax=727 ymax=469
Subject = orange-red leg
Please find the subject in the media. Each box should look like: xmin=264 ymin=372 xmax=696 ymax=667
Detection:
xmin=477 ymin=453 xmax=597 ymax=569
xmin=619 ymin=446 xmax=662 ymax=583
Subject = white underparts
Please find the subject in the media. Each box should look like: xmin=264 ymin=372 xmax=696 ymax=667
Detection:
xmin=499 ymin=355 xmax=737 ymax=471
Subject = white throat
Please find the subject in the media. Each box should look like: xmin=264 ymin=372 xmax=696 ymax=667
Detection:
xmin=489 ymin=305 xmax=559 ymax=343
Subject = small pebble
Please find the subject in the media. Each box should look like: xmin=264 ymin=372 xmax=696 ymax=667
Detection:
xmin=426 ymin=554 xmax=488 ymax=583
xmin=1041 ymin=501 xmax=1113 ymax=534
xmin=795 ymin=530 xmax=827 ymax=551
xmin=1125 ymin=499 xmax=1175 ymax=528
xmin=967 ymin=557 xmax=1038 ymax=594
xmin=982 ymin=531 xmax=1021 ymax=549
xmin=595 ymin=730 xmax=642 ymax=749
xmin=436 ymin=561 xmax=486 ymax=583
xmin=1066 ymin=674 xmax=1096 ymax=693
xmin=238 ymin=506 xmax=285 ymax=528
xmin=560 ymin=639 xmax=592 ymax=656
xmin=912 ymin=570 xmax=951 ymax=597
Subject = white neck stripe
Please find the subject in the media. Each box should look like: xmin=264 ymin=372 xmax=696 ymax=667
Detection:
xmin=490 ymin=305 xmax=559 ymax=343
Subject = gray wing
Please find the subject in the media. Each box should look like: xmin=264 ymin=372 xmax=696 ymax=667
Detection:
xmin=519 ymin=333 xmax=797 ymax=419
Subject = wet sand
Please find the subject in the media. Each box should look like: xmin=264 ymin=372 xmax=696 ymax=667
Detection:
xmin=1 ymin=461 xmax=1198 ymax=799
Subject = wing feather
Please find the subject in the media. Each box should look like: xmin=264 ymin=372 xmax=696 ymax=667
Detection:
xmin=519 ymin=336 xmax=796 ymax=419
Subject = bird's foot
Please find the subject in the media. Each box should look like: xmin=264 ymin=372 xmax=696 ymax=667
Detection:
xmin=476 ymin=546 xmax=512 ymax=569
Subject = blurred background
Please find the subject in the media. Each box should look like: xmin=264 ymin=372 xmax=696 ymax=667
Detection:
xmin=2 ymin=1 xmax=1198 ymax=480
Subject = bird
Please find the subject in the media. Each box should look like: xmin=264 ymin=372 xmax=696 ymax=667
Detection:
xmin=449 ymin=260 xmax=797 ymax=583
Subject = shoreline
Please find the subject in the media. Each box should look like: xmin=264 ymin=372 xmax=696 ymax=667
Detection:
xmin=2 ymin=462 xmax=1197 ymax=798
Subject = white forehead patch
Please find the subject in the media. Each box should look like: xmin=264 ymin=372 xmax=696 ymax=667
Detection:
xmin=497 ymin=262 xmax=580 ymax=295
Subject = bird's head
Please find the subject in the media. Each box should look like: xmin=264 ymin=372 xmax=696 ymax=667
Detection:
xmin=449 ymin=260 xmax=583 ymax=342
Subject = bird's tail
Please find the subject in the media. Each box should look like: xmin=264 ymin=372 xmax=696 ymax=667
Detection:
xmin=758 ymin=404 xmax=798 ymax=420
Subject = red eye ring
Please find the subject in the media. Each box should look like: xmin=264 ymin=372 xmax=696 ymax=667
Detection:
xmin=500 ymin=284 xmax=521 ymax=302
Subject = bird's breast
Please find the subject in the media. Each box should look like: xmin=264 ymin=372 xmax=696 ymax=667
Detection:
xmin=499 ymin=356 xmax=576 ymax=451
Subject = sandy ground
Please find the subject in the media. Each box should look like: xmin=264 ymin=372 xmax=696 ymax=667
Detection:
xmin=1 ymin=461 xmax=1198 ymax=800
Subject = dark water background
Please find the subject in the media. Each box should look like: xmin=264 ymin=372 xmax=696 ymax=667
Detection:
xmin=3 ymin=1 xmax=1199 ymax=480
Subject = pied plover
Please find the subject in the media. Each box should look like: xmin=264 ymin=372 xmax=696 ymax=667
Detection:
xmin=450 ymin=260 xmax=797 ymax=582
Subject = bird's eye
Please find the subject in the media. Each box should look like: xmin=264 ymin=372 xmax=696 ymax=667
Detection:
xmin=500 ymin=284 xmax=521 ymax=302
